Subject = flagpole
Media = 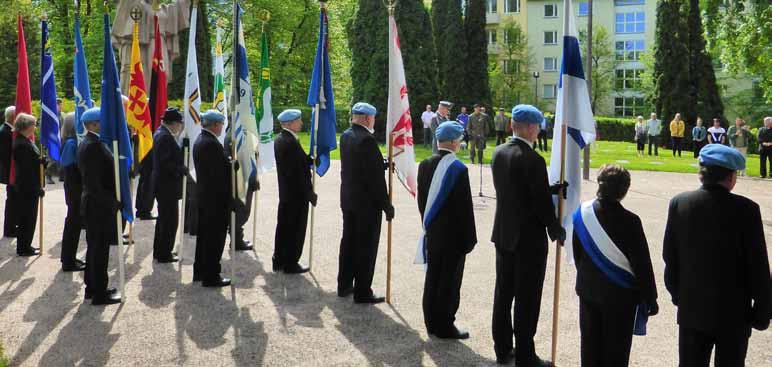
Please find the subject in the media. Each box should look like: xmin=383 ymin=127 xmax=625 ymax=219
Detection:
xmin=229 ymin=0 xmax=239 ymax=284
xmin=38 ymin=155 xmax=44 ymax=253
xmin=385 ymin=0 xmax=398 ymax=305
xmin=551 ymin=123 xmax=568 ymax=363
xmin=178 ymin=142 xmax=188 ymax=268
xmin=253 ymin=10 xmax=270 ymax=252
xmin=308 ymin=0 xmax=327 ymax=273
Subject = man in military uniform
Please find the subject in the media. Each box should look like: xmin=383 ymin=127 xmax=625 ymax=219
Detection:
xmin=151 ymin=108 xmax=187 ymax=263
xmin=192 ymin=110 xmax=232 ymax=287
xmin=491 ymin=105 xmax=566 ymax=366
xmin=467 ymin=104 xmax=490 ymax=164
xmin=79 ymin=107 xmax=122 ymax=305
xmin=0 ymin=106 xmax=17 ymax=238
xmin=664 ymin=144 xmax=771 ymax=366
xmin=417 ymin=121 xmax=476 ymax=339
xmin=338 ymin=102 xmax=394 ymax=304
xmin=273 ymin=109 xmax=316 ymax=274
xmin=430 ymin=101 xmax=452 ymax=155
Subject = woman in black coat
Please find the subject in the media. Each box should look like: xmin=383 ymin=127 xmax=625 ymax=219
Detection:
xmin=12 ymin=113 xmax=44 ymax=256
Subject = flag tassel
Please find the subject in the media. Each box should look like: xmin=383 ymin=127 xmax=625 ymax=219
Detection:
xmin=113 ymin=140 xmax=126 ymax=302
xmin=551 ymin=123 xmax=568 ymax=364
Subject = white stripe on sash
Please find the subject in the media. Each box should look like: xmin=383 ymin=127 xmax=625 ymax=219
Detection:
xmin=415 ymin=153 xmax=459 ymax=265
xmin=580 ymin=200 xmax=635 ymax=276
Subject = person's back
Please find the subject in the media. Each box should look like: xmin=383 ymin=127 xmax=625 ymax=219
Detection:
xmin=339 ymin=124 xmax=388 ymax=213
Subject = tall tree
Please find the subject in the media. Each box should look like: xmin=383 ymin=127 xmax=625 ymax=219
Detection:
xmin=169 ymin=1 xmax=213 ymax=102
xmin=464 ymin=0 xmax=490 ymax=108
xmin=432 ymin=0 xmax=467 ymax=106
xmin=431 ymin=0 xmax=450 ymax=98
xmin=687 ymin=0 xmax=724 ymax=124
xmin=579 ymin=25 xmax=617 ymax=115
xmin=652 ymin=0 xmax=691 ymax=128
xmin=489 ymin=20 xmax=532 ymax=108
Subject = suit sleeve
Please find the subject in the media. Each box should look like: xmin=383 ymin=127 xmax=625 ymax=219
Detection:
xmin=629 ymin=215 xmax=658 ymax=305
xmin=457 ymin=168 xmax=477 ymax=253
xmin=662 ymin=198 xmax=680 ymax=305
xmin=527 ymin=156 xmax=559 ymax=228
xmin=745 ymin=202 xmax=772 ymax=325
xmin=360 ymin=136 xmax=389 ymax=210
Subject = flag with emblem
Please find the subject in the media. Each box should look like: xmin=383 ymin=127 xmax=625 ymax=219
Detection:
xmin=184 ymin=3 xmax=202 ymax=179
xmin=307 ymin=6 xmax=337 ymax=177
xmin=73 ymin=13 xmax=93 ymax=137
xmin=149 ymin=14 xmax=167 ymax=132
xmin=126 ymin=17 xmax=153 ymax=163
xmin=40 ymin=18 xmax=61 ymax=162
xmin=213 ymin=25 xmax=228 ymax=143
xmin=255 ymin=30 xmax=275 ymax=173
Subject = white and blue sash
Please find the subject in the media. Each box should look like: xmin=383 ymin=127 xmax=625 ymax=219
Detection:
xmin=573 ymin=200 xmax=649 ymax=336
xmin=415 ymin=153 xmax=466 ymax=266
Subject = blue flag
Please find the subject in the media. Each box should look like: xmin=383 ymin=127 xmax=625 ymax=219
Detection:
xmin=100 ymin=13 xmax=134 ymax=223
xmin=306 ymin=8 xmax=337 ymax=177
xmin=40 ymin=19 xmax=60 ymax=161
xmin=73 ymin=15 xmax=93 ymax=137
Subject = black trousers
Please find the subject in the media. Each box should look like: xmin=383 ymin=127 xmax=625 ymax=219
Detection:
xmin=232 ymin=188 xmax=255 ymax=246
xmin=153 ymin=195 xmax=178 ymax=259
xmin=273 ymin=199 xmax=308 ymax=267
xmin=648 ymin=135 xmax=659 ymax=155
xmin=423 ymin=247 xmax=466 ymax=333
xmin=16 ymin=194 xmax=39 ymax=253
xmin=183 ymin=180 xmax=198 ymax=235
xmin=61 ymin=182 xmax=82 ymax=265
xmin=84 ymin=206 xmax=113 ymax=296
xmin=760 ymin=147 xmax=772 ymax=178
xmin=492 ymin=244 xmax=548 ymax=362
xmin=135 ymin=158 xmax=155 ymax=216
xmin=537 ymin=130 xmax=548 ymax=151
xmin=194 ymin=205 xmax=228 ymax=282
xmin=579 ymin=297 xmax=637 ymax=367
xmin=338 ymin=209 xmax=382 ymax=298
xmin=3 ymin=184 xmax=18 ymax=237
xmin=672 ymin=137 xmax=683 ymax=157
xmin=496 ymin=131 xmax=507 ymax=146
xmin=678 ymin=325 xmax=750 ymax=367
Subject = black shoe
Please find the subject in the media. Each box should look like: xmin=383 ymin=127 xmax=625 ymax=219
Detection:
xmin=283 ymin=264 xmax=310 ymax=274
xmin=156 ymin=255 xmax=179 ymax=264
xmin=516 ymin=356 xmax=555 ymax=367
xmin=46 ymin=177 xmax=55 ymax=185
xmin=203 ymin=277 xmax=231 ymax=287
xmin=75 ymin=259 xmax=86 ymax=267
xmin=235 ymin=241 xmax=253 ymax=251
xmin=17 ymin=248 xmax=40 ymax=257
xmin=92 ymin=292 xmax=122 ymax=305
xmin=272 ymin=258 xmax=284 ymax=272
xmin=337 ymin=286 xmax=354 ymax=298
xmin=496 ymin=349 xmax=515 ymax=365
xmin=354 ymin=294 xmax=386 ymax=304
xmin=136 ymin=213 xmax=156 ymax=220
xmin=433 ymin=325 xmax=470 ymax=340
xmin=86 ymin=287 xmax=117 ymax=300
xmin=62 ymin=262 xmax=86 ymax=272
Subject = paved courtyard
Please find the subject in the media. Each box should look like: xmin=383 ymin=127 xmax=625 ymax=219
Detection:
xmin=1 ymin=161 xmax=771 ymax=366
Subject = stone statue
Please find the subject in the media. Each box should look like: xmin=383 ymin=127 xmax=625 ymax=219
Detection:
xmin=111 ymin=0 xmax=190 ymax=93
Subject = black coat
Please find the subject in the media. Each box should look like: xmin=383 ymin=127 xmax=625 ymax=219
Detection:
xmin=663 ymin=184 xmax=771 ymax=332
xmin=12 ymin=136 xmax=41 ymax=199
xmin=490 ymin=138 xmax=559 ymax=252
xmin=417 ymin=150 xmax=477 ymax=255
xmin=193 ymin=129 xmax=231 ymax=211
xmin=573 ymin=199 xmax=657 ymax=307
xmin=152 ymin=125 xmax=186 ymax=200
xmin=78 ymin=132 xmax=117 ymax=213
xmin=274 ymin=129 xmax=313 ymax=203
xmin=0 ymin=122 xmax=13 ymax=184
xmin=339 ymin=124 xmax=388 ymax=213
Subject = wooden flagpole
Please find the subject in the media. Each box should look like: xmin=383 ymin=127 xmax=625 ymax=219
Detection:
xmin=386 ymin=133 xmax=394 ymax=304
xmin=178 ymin=143 xmax=189 ymax=268
xmin=550 ymin=123 xmax=568 ymax=363
xmin=38 ymin=157 xmax=44 ymax=253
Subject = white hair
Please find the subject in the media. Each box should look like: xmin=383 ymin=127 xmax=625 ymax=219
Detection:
xmin=4 ymin=106 xmax=15 ymax=124
xmin=14 ymin=113 xmax=36 ymax=131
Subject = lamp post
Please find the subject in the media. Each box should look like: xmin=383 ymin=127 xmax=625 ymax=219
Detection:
xmin=533 ymin=71 xmax=540 ymax=107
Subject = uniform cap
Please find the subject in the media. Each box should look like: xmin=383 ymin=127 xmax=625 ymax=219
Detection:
xmin=278 ymin=109 xmax=302 ymax=123
xmin=699 ymin=143 xmax=746 ymax=171
xmin=352 ymin=102 xmax=377 ymax=116
xmin=81 ymin=107 xmax=101 ymax=124
xmin=439 ymin=101 xmax=453 ymax=108
xmin=201 ymin=109 xmax=225 ymax=123
xmin=435 ymin=121 xmax=465 ymax=142
xmin=511 ymin=104 xmax=543 ymax=125
xmin=162 ymin=107 xmax=183 ymax=123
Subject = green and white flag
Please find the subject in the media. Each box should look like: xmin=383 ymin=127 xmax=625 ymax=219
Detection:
xmin=213 ymin=26 xmax=228 ymax=143
xmin=255 ymin=31 xmax=275 ymax=173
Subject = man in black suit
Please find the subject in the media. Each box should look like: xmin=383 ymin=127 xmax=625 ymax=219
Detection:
xmin=192 ymin=110 xmax=232 ymax=288
xmin=12 ymin=113 xmax=45 ymax=257
xmin=273 ymin=109 xmax=315 ymax=274
xmin=664 ymin=143 xmax=770 ymax=367
xmin=78 ymin=107 xmax=121 ymax=305
xmin=1 ymin=106 xmax=17 ymax=238
xmin=417 ymin=121 xmax=477 ymax=339
xmin=490 ymin=105 xmax=566 ymax=367
xmin=151 ymin=108 xmax=187 ymax=263
xmin=338 ymin=102 xmax=394 ymax=304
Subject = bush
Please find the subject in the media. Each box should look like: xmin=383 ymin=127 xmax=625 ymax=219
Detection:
xmin=596 ymin=116 xmax=637 ymax=142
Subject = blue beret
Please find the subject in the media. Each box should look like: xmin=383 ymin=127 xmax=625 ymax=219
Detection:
xmin=278 ymin=109 xmax=302 ymax=123
xmin=435 ymin=121 xmax=465 ymax=142
xmin=80 ymin=107 xmax=101 ymax=124
xmin=201 ymin=109 xmax=225 ymax=123
xmin=511 ymin=104 xmax=543 ymax=125
xmin=352 ymin=102 xmax=377 ymax=116
xmin=699 ymin=144 xmax=746 ymax=171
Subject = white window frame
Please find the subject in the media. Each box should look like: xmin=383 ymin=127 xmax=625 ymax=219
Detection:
xmin=488 ymin=29 xmax=498 ymax=45
xmin=504 ymin=0 xmax=521 ymax=14
xmin=544 ymin=3 xmax=558 ymax=18
xmin=486 ymin=0 xmax=497 ymax=14
xmin=543 ymin=84 xmax=557 ymax=99
xmin=544 ymin=57 xmax=558 ymax=72
xmin=544 ymin=31 xmax=558 ymax=45
xmin=615 ymin=12 xmax=645 ymax=34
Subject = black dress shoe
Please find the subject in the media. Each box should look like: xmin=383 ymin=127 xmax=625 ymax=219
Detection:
xmin=156 ymin=255 xmax=179 ymax=264
xmin=235 ymin=241 xmax=253 ymax=251
xmin=283 ymin=264 xmax=310 ymax=274
xmin=354 ymin=294 xmax=386 ymax=304
xmin=202 ymin=277 xmax=231 ymax=287
xmin=516 ymin=356 xmax=555 ymax=367
xmin=62 ymin=262 xmax=87 ymax=272
xmin=17 ymin=248 xmax=40 ymax=257
xmin=85 ymin=288 xmax=117 ymax=300
xmin=137 ymin=213 xmax=156 ymax=220
xmin=434 ymin=325 xmax=470 ymax=340
xmin=92 ymin=292 xmax=122 ymax=305
xmin=75 ymin=259 xmax=86 ymax=267
xmin=496 ymin=349 xmax=515 ymax=365
xmin=337 ymin=286 xmax=354 ymax=297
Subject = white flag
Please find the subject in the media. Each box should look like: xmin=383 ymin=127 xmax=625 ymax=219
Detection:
xmin=231 ymin=6 xmax=259 ymax=202
xmin=183 ymin=5 xmax=202 ymax=180
xmin=386 ymin=15 xmax=417 ymax=196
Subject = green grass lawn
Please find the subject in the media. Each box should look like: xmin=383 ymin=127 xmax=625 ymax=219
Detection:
xmin=295 ymin=133 xmax=765 ymax=177
xmin=0 ymin=342 xmax=8 ymax=367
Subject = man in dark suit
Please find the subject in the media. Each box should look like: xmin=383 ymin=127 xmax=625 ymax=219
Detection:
xmin=12 ymin=113 xmax=45 ymax=257
xmin=491 ymin=105 xmax=566 ymax=367
xmin=417 ymin=121 xmax=477 ymax=339
xmin=664 ymin=144 xmax=770 ymax=367
xmin=78 ymin=107 xmax=121 ymax=305
xmin=273 ymin=109 xmax=315 ymax=274
xmin=151 ymin=108 xmax=187 ymax=263
xmin=193 ymin=110 xmax=232 ymax=288
xmin=338 ymin=102 xmax=394 ymax=304
xmin=1 ymin=106 xmax=17 ymax=238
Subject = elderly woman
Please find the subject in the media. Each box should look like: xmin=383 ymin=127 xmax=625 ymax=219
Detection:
xmin=59 ymin=112 xmax=85 ymax=271
xmin=12 ymin=113 xmax=45 ymax=256
xmin=572 ymin=165 xmax=658 ymax=366
xmin=634 ymin=116 xmax=646 ymax=157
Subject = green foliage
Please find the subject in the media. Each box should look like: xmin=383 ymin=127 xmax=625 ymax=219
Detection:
xmin=653 ymin=0 xmax=691 ymax=130
xmin=579 ymin=24 xmax=617 ymax=115
xmin=464 ymin=0 xmax=490 ymax=108
xmin=595 ymin=116 xmax=637 ymax=142
xmin=0 ymin=2 xmax=43 ymax=108
xmin=687 ymin=0 xmax=724 ymax=126
xmin=432 ymin=0 xmax=467 ymax=106
xmin=0 ymin=340 xmax=8 ymax=367
xmin=489 ymin=20 xmax=533 ymax=108
xmin=168 ymin=1 xmax=213 ymax=101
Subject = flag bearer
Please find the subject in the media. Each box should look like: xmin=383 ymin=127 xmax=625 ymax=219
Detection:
xmin=12 ymin=113 xmax=44 ymax=257
xmin=1 ymin=106 xmax=18 ymax=239
xmin=152 ymin=108 xmax=187 ymax=263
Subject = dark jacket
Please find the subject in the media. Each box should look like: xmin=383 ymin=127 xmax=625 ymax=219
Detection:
xmin=193 ymin=129 xmax=231 ymax=211
xmin=490 ymin=138 xmax=559 ymax=252
xmin=12 ymin=136 xmax=42 ymax=199
xmin=275 ymin=129 xmax=313 ymax=203
xmin=0 ymin=122 xmax=12 ymax=184
xmin=78 ymin=132 xmax=117 ymax=213
xmin=417 ymin=150 xmax=477 ymax=255
xmin=573 ymin=199 xmax=657 ymax=307
xmin=152 ymin=125 xmax=186 ymax=199
xmin=339 ymin=124 xmax=389 ymax=213
xmin=663 ymin=184 xmax=771 ymax=332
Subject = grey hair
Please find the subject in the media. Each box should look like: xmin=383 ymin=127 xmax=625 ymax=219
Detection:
xmin=14 ymin=113 xmax=36 ymax=131
xmin=4 ymin=106 xmax=15 ymax=124
xmin=201 ymin=117 xmax=221 ymax=128
xmin=61 ymin=112 xmax=77 ymax=140
xmin=765 ymin=116 xmax=772 ymax=125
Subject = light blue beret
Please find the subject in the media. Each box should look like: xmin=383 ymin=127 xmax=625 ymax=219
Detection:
xmin=352 ymin=102 xmax=377 ymax=116
xmin=201 ymin=109 xmax=225 ymax=123
xmin=278 ymin=109 xmax=302 ymax=123
xmin=435 ymin=121 xmax=465 ymax=142
xmin=699 ymin=143 xmax=746 ymax=171
xmin=80 ymin=107 xmax=101 ymax=124
xmin=511 ymin=104 xmax=543 ymax=125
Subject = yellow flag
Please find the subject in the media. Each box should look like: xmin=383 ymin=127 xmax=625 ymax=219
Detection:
xmin=126 ymin=22 xmax=153 ymax=162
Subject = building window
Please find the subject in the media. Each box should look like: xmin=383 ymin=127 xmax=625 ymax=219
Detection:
xmin=615 ymin=68 xmax=643 ymax=90
xmin=615 ymin=12 xmax=645 ymax=34
xmin=488 ymin=30 xmax=498 ymax=45
xmin=544 ymin=4 xmax=558 ymax=17
xmin=544 ymin=57 xmax=558 ymax=72
xmin=578 ymin=2 xmax=589 ymax=16
xmin=614 ymin=97 xmax=646 ymax=117
xmin=503 ymin=60 xmax=520 ymax=74
xmin=544 ymin=31 xmax=558 ymax=45
xmin=614 ymin=0 xmax=645 ymax=5
xmin=487 ymin=0 xmax=497 ymax=13
xmin=544 ymin=84 xmax=557 ymax=99
xmin=505 ymin=0 xmax=521 ymax=13
xmin=615 ymin=40 xmax=645 ymax=61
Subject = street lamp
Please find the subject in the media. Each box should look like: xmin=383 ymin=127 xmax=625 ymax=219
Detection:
xmin=533 ymin=71 xmax=540 ymax=107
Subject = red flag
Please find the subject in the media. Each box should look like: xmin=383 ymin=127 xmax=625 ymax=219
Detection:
xmin=148 ymin=15 xmax=167 ymax=132
xmin=10 ymin=15 xmax=32 ymax=186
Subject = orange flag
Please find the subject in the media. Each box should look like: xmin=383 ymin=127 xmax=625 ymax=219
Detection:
xmin=126 ymin=22 xmax=153 ymax=162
